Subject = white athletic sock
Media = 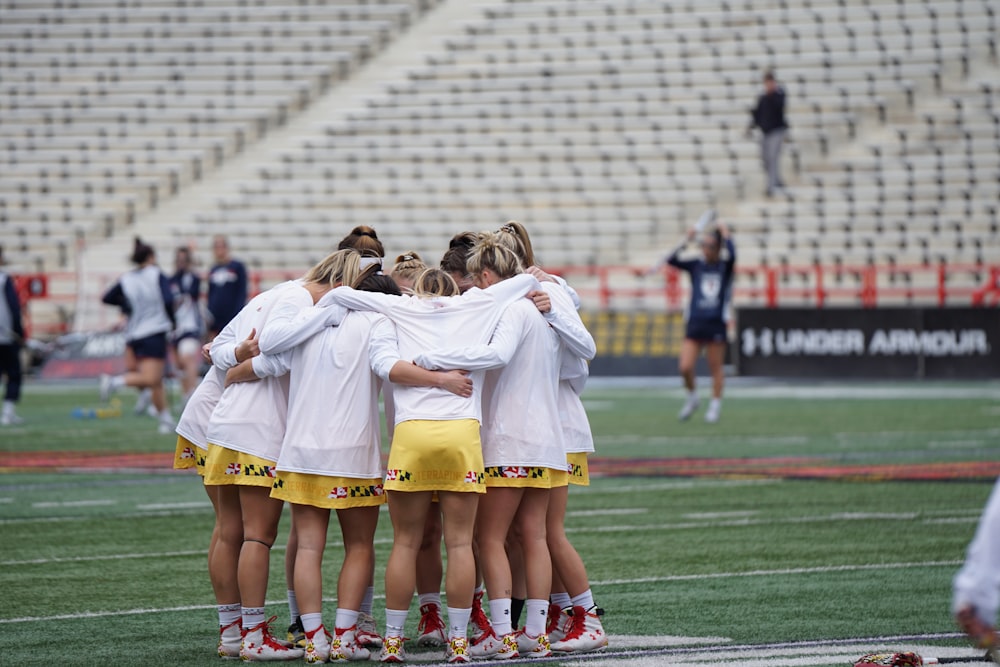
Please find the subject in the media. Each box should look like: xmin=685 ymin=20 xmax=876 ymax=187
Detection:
xmin=525 ymin=599 xmax=548 ymax=637
xmin=360 ymin=586 xmax=375 ymax=615
xmin=335 ymin=608 xmax=359 ymax=631
xmin=418 ymin=592 xmax=442 ymax=609
xmin=218 ymin=603 xmax=241 ymax=628
xmin=489 ymin=598 xmax=512 ymax=635
xmin=686 ymin=389 xmax=697 ymax=400
xmin=300 ymin=612 xmax=323 ymax=634
xmin=287 ymin=589 xmax=300 ymax=624
xmin=110 ymin=375 xmax=126 ymax=389
xmin=447 ymin=606 xmax=471 ymax=640
xmin=709 ymin=398 xmax=721 ymax=411
xmin=570 ymin=589 xmax=595 ymax=611
xmin=385 ymin=609 xmax=408 ymax=638
xmin=242 ymin=606 xmax=266 ymax=631
xmin=550 ymin=591 xmax=571 ymax=609
xmin=2 ymin=400 xmax=14 ymax=417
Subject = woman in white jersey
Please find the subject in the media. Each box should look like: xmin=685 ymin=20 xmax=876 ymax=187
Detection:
xmin=319 ymin=265 xmax=540 ymax=664
xmin=172 ymin=356 xmax=245 ymax=657
xmin=496 ymin=223 xmax=608 ymax=653
xmin=100 ymin=237 xmax=175 ymax=433
xmin=413 ymin=237 xmax=567 ymax=660
xmin=203 ymin=250 xmax=362 ymax=662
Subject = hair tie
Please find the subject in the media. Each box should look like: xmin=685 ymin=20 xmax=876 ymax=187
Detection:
xmin=359 ymin=257 xmax=382 ymax=270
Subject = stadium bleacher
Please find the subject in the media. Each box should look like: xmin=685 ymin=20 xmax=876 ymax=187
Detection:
xmin=1 ymin=0 xmax=997 ymax=329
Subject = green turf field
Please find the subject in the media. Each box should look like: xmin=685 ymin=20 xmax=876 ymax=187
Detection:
xmin=1 ymin=381 xmax=998 ymax=666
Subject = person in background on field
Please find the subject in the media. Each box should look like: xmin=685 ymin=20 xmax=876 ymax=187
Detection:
xmin=207 ymin=235 xmax=248 ymax=338
xmin=0 ymin=246 xmax=24 ymax=426
xmin=171 ymin=246 xmax=205 ymax=403
xmin=645 ymin=221 xmax=735 ymax=424
xmin=100 ymin=238 xmax=176 ymax=434
xmin=953 ymin=477 xmax=1000 ymax=661
xmin=748 ymin=70 xmax=788 ymax=197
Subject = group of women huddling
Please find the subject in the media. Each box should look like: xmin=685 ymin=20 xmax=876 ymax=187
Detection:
xmin=172 ymin=223 xmax=608 ymax=663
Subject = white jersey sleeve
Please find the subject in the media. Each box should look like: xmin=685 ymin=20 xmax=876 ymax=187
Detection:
xmin=953 ymin=476 xmax=1000 ymax=625
xmin=368 ymin=316 xmax=402 ymax=380
xmin=413 ymin=305 xmax=522 ymax=372
xmin=541 ymin=282 xmax=596 ymax=361
xmin=251 ymin=351 xmax=291 ymax=379
xmin=209 ymin=309 xmax=243 ymax=370
xmin=258 ymin=299 xmax=348 ymax=355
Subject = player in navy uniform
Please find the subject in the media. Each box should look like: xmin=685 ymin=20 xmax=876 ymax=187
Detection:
xmin=206 ymin=235 xmax=247 ymax=338
xmin=651 ymin=222 xmax=735 ymax=423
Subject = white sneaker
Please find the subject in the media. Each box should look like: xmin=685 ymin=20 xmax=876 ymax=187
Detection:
xmin=678 ymin=394 xmax=700 ymax=421
xmin=469 ymin=629 xmax=518 ymax=659
xmin=0 ymin=411 xmax=23 ymax=426
xmin=99 ymin=374 xmax=114 ymax=402
xmin=416 ymin=603 xmax=446 ymax=647
xmin=241 ymin=617 xmax=305 ymax=661
xmin=303 ymin=624 xmax=331 ymax=664
xmin=217 ymin=618 xmax=242 ymax=658
xmin=704 ymin=401 xmax=721 ymax=424
xmin=515 ymin=630 xmax=551 ymax=658
xmin=329 ymin=625 xmax=370 ymax=662
xmin=377 ymin=635 xmax=405 ymax=663
xmin=546 ymin=604 xmax=572 ymax=644
xmin=355 ymin=611 xmax=383 ymax=648
xmin=446 ymin=636 xmax=472 ymax=663
xmin=134 ymin=388 xmax=152 ymax=416
xmin=157 ymin=419 xmax=175 ymax=435
xmin=550 ymin=606 xmax=608 ymax=654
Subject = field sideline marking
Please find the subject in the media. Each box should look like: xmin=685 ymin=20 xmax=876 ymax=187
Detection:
xmin=0 ymin=560 xmax=962 ymax=624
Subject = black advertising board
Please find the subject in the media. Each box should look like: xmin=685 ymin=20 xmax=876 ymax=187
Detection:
xmin=737 ymin=307 xmax=1000 ymax=378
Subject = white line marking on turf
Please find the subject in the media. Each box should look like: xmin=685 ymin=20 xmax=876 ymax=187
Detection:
xmin=135 ymin=501 xmax=212 ymax=511
xmin=683 ymin=511 xmax=758 ymax=520
xmin=0 ymin=497 xmax=12 ymax=503
xmin=590 ymin=560 xmax=962 ymax=586
xmin=923 ymin=517 xmax=980 ymax=525
xmin=578 ymin=479 xmax=782 ymax=494
xmin=567 ymin=508 xmax=648 ymax=517
xmin=30 ymin=499 xmax=116 ymax=508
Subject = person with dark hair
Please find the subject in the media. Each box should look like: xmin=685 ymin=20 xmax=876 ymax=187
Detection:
xmin=338 ymin=226 xmax=386 ymax=258
xmin=650 ymin=223 xmax=735 ymax=423
xmin=440 ymin=232 xmax=480 ymax=294
xmin=749 ymin=71 xmax=788 ymax=197
xmin=207 ymin=235 xmax=248 ymax=338
xmin=0 ymin=247 xmax=24 ymax=426
xmin=100 ymin=238 xmax=176 ymax=434
xmin=170 ymin=246 xmax=205 ymax=402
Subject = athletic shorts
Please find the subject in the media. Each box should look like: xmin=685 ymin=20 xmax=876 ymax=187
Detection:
xmin=203 ymin=443 xmax=279 ymax=488
xmin=128 ymin=332 xmax=168 ymax=360
xmin=271 ymin=471 xmax=386 ymax=510
xmin=172 ymin=436 xmax=207 ymax=477
xmin=484 ymin=465 xmax=555 ymax=489
xmin=685 ymin=319 xmax=727 ymax=344
xmin=385 ymin=419 xmax=485 ymax=493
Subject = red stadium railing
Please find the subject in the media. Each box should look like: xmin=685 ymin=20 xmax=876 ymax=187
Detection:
xmin=19 ymin=262 xmax=1000 ymax=339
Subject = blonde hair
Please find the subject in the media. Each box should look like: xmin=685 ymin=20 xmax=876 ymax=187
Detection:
xmin=304 ymin=248 xmax=361 ymax=289
xmin=467 ymin=234 xmax=524 ymax=280
xmin=411 ymin=267 xmax=460 ymax=298
xmin=496 ymin=220 xmax=535 ymax=267
xmin=389 ymin=251 xmax=427 ymax=285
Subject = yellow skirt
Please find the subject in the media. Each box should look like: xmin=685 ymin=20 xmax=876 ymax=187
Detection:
xmin=386 ymin=419 xmax=485 ymax=493
xmin=173 ymin=437 xmax=208 ymax=477
xmin=567 ymin=452 xmax=590 ymax=486
xmin=271 ymin=471 xmax=387 ymax=510
xmin=484 ymin=465 xmax=554 ymax=489
xmin=203 ymin=443 xmax=278 ymax=488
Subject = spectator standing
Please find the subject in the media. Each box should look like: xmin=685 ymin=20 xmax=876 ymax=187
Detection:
xmin=0 ymin=247 xmax=24 ymax=426
xmin=207 ymin=235 xmax=247 ymax=338
xmin=749 ymin=71 xmax=788 ymax=197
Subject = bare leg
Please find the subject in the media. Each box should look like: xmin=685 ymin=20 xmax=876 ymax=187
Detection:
xmin=206 ymin=484 xmax=242 ymax=605
xmin=438 ymin=491 xmax=481 ymax=610
xmin=290 ymin=504 xmax=329 ymax=616
xmin=384 ymin=491 xmax=435 ymax=610
xmin=678 ymin=339 xmax=701 ymax=393
xmin=705 ymin=342 xmax=726 ymax=399
xmin=335 ymin=505 xmax=380 ymax=612
xmin=416 ymin=507 xmax=444 ymax=597
xmin=238 ymin=486 xmax=285 ymax=609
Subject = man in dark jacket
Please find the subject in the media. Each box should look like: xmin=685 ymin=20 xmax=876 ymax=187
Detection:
xmin=0 ymin=247 xmax=24 ymax=425
xmin=750 ymin=71 xmax=788 ymax=197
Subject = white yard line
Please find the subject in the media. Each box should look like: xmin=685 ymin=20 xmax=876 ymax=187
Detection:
xmin=567 ymin=508 xmax=648 ymax=517
xmin=134 ymin=501 xmax=212 ymax=511
xmin=30 ymin=499 xmax=116 ymax=508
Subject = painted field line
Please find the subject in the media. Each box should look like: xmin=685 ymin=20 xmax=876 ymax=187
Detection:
xmin=683 ymin=510 xmax=758 ymax=520
xmin=31 ymin=499 xmax=116 ymax=508
xmin=0 ymin=508 xmax=213 ymax=525
xmin=578 ymin=479 xmax=782 ymax=494
xmin=0 ymin=497 xmax=12 ymax=503
xmin=135 ymin=501 xmax=212 ymax=510
xmin=591 ymin=560 xmax=962 ymax=587
xmin=567 ymin=508 xmax=648 ymax=517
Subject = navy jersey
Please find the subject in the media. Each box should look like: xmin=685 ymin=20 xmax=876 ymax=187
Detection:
xmin=667 ymin=239 xmax=736 ymax=327
xmin=206 ymin=259 xmax=247 ymax=332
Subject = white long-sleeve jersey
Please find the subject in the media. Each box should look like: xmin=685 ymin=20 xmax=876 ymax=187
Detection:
xmin=205 ymin=281 xmax=303 ymax=460
xmin=253 ymin=311 xmax=398 ymax=479
xmin=174 ymin=366 xmax=224 ymax=449
xmin=414 ymin=298 xmax=565 ymax=470
xmin=953 ymin=476 xmax=1000 ymax=625
xmin=322 ymin=273 xmax=540 ymax=425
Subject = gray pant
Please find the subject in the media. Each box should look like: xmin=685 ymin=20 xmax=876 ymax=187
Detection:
xmin=761 ymin=128 xmax=786 ymax=194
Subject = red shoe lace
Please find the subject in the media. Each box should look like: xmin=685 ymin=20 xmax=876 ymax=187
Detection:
xmin=249 ymin=615 xmax=293 ymax=651
xmin=545 ymin=604 xmax=562 ymax=635
xmin=417 ymin=604 xmax=445 ymax=636
xmin=470 ymin=599 xmax=492 ymax=637
xmin=560 ymin=606 xmax=587 ymax=642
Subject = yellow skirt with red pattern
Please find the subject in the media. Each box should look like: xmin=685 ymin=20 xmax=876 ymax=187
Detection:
xmin=484 ymin=465 xmax=556 ymax=489
xmin=203 ymin=443 xmax=278 ymax=488
xmin=173 ymin=437 xmax=207 ymax=476
xmin=551 ymin=452 xmax=590 ymax=487
xmin=270 ymin=471 xmax=387 ymax=510
xmin=385 ymin=419 xmax=485 ymax=493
